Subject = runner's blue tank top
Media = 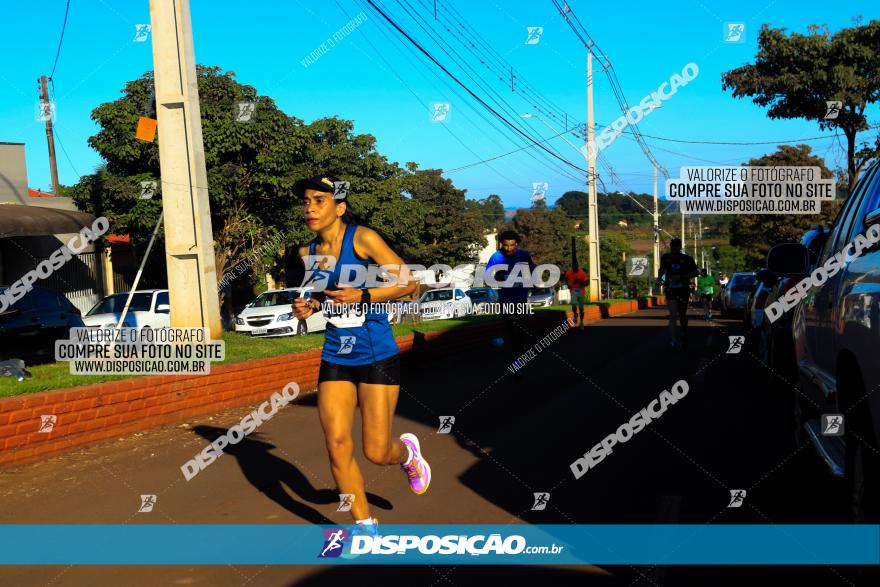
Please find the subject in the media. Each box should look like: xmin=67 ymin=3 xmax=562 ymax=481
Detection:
xmin=309 ymin=224 xmax=399 ymax=366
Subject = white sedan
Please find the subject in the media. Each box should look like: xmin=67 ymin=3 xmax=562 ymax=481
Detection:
xmin=418 ymin=288 xmax=473 ymax=321
xmin=235 ymin=288 xmax=327 ymax=337
xmin=82 ymin=289 xmax=170 ymax=330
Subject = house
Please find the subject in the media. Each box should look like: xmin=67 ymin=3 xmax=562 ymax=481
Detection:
xmin=0 ymin=142 xmax=112 ymax=313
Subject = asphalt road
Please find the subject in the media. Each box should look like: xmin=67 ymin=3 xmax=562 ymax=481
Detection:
xmin=0 ymin=304 xmax=874 ymax=586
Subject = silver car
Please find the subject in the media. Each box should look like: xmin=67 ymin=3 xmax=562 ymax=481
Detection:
xmin=719 ymin=272 xmax=757 ymax=316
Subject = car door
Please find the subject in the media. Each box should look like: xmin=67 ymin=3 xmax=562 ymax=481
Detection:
xmin=811 ymin=165 xmax=879 ymax=392
xmin=835 ymin=163 xmax=880 ymax=405
xmin=0 ymin=289 xmax=41 ymax=358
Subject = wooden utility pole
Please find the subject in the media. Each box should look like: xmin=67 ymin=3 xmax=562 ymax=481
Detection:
xmin=586 ymin=51 xmax=601 ymax=300
xmin=149 ymin=0 xmax=221 ymax=337
xmin=652 ymin=164 xmax=659 ymax=279
xmin=39 ymin=75 xmax=60 ymax=196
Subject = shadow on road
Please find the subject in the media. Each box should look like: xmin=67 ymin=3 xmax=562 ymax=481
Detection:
xmin=191 ymin=425 xmax=392 ymax=524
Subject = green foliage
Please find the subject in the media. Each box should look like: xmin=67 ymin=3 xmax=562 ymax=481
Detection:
xmin=501 ymin=205 xmax=572 ymax=269
xmin=68 ymin=66 xmax=484 ymax=298
xmin=729 ymin=144 xmax=843 ymax=267
xmin=722 ymin=20 xmax=880 ymax=191
xmin=403 ymin=167 xmax=486 ymax=264
xmin=599 ymin=232 xmax=634 ymax=288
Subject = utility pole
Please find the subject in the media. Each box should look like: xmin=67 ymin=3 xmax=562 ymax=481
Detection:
xmin=150 ymin=0 xmax=222 ymax=337
xmin=652 ymin=164 xmax=659 ymax=280
xmin=38 ymin=75 xmax=60 ymax=196
xmin=698 ymin=217 xmax=703 ymax=269
xmin=586 ymin=51 xmax=601 ymax=300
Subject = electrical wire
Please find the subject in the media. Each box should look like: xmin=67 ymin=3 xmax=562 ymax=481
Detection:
xmin=49 ymin=0 xmax=72 ymax=80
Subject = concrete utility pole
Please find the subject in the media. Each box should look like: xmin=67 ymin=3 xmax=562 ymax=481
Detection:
xmin=586 ymin=52 xmax=601 ymax=300
xmin=39 ymin=75 xmax=60 ymax=196
xmin=149 ymin=0 xmax=221 ymax=337
xmin=652 ymin=164 xmax=659 ymax=279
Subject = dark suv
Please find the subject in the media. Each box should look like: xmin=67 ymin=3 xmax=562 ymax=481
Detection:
xmin=0 ymin=285 xmax=85 ymax=362
xmin=767 ymin=160 xmax=880 ymax=522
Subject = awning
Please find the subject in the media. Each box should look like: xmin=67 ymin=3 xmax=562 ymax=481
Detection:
xmin=0 ymin=204 xmax=97 ymax=238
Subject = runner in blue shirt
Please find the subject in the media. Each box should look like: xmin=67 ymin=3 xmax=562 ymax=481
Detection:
xmin=485 ymin=230 xmax=536 ymax=377
xmin=291 ymin=175 xmax=431 ymax=540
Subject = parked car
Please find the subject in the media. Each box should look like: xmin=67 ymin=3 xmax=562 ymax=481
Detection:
xmin=83 ymin=289 xmax=170 ymax=330
xmin=0 ymin=285 xmax=85 ymax=362
xmin=466 ymin=287 xmax=498 ymax=314
xmin=744 ymin=268 xmax=776 ymax=329
xmin=719 ymin=272 xmax=757 ymax=317
xmin=235 ymin=288 xmax=326 ymax=337
xmin=528 ymin=287 xmax=555 ymax=307
xmin=756 ymin=227 xmax=829 ymax=382
xmin=767 ymin=159 xmax=880 ymax=522
xmin=418 ymin=287 xmax=472 ymax=321
xmin=557 ymin=284 xmax=571 ymax=304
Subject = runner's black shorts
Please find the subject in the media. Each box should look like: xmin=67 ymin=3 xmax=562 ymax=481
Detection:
xmin=700 ymin=293 xmax=713 ymax=301
xmin=318 ymin=355 xmax=401 ymax=386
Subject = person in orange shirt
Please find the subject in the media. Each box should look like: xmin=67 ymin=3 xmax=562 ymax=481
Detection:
xmin=564 ymin=261 xmax=588 ymax=330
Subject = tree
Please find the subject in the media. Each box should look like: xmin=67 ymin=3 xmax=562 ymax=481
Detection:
xmin=69 ymin=66 xmax=430 ymax=304
xmin=729 ymin=144 xmax=843 ymax=267
xmin=503 ymin=205 xmax=571 ymax=270
xmin=599 ymin=232 xmax=633 ymax=293
xmin=404 ymin=165 xmax=486 ymax=265
xmin=722 ymin=20 xmax=880 ymax=192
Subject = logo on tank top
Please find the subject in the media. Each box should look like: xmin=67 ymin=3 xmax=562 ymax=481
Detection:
xmin=302 ymin=254 xmax=336 ymax=292
xmin=338 ymin=336 xmax=357 ymax=355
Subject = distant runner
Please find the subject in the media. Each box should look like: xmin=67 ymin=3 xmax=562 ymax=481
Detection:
xmin=657 ymin=238 xmax=699 ymax=350
xmin=485 ymin=230 xmax=536 ymax=378
xmin=697 ymin=268 xmax=717 ymax=320
xmin=564 ymin=261 xmax=588 ymax=330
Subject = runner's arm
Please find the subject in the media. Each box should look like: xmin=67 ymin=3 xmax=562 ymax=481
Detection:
xmin=350 ymin=226 xmax=418 ymax=303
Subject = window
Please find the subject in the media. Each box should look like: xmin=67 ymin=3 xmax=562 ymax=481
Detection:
xmin=87 ymin=293 xmax=153 ymax=316
xmin=845 ymin=161 xmax=880 ymax=243
xmin=419 ymin=290 xmax=453 ymax=303
xmin=155 ymin=291 xmax=170 ymax=313
xmin=821 ymin=163 xmax=880 ymax=261
xmin=251 ymin=291 xmax=295 ymax=307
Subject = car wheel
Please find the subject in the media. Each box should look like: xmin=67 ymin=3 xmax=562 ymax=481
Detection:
xmin=296 ymin=320 xmax=308 ymax=336
xmin=841 ymin=365 xmax=879 ymax=523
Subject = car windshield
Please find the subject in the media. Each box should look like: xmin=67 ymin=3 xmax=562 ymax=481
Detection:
xmin=733 ymin=275 xmax=757 ymax=287
xmin=87 ymin=293 xmax=153 ymax=315
xmin=467 ymin=290 xmax=490 ymax=302
xmin=420 ymin=290 xmax=453 ymax=303
xmin=251 ymin=291 xmax=296 ymax=307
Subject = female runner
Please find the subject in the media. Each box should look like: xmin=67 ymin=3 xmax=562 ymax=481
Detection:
xmin=291 ymin=175 xmax=431 ymax=535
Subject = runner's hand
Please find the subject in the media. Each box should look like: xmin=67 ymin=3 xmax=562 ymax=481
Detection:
xmin=324 ymin=288 xmax=363 ymax=305
xmin=292 ymin=297 xmax=315 ymax=319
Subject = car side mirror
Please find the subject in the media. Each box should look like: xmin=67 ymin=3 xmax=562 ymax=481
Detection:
xmin=864 ymin=207 xmax=880 ymax=230
xmin=156 ymin=304 xmax=170 ymax=313
xmin=767 ymin=243 xmax=810 ymax=277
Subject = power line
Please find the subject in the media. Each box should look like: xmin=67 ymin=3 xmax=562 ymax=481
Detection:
xmin=392 ymin=0 xmax=586 ymax=184
xmin=550 ymin=0 xmax=668 ymax=178
xmin=364 ymin=0 xmax=589 ymax=177
xmin=51 ymin=125 xmax=81 ymax=179
xmin=49 ymin=0 xmax=72 ymax=80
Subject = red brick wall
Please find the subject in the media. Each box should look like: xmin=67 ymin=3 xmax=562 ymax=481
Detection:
xmin=0 ymin=304 xmax=640 ymax=467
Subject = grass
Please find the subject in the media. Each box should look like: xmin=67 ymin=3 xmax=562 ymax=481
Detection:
xmin=0 ymin=312 xmax=511 ymax=398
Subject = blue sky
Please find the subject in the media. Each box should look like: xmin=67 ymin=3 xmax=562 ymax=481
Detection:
xmin=0 ymin=0 xmax=875 ymax=210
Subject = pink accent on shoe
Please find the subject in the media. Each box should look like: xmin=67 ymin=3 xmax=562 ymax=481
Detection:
xmin=400 ymin=433 xmax=431 ymax=495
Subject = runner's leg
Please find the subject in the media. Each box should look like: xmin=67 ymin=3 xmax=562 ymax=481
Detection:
xmin=359 ymin=383 xmax=408 ymax=468
xmin=668 ymin=297 xmax=679 ymax=343
xmin=318 ymin=380 xmax=370 ymax=522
